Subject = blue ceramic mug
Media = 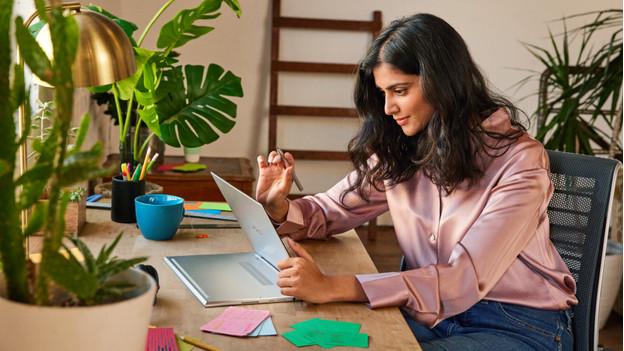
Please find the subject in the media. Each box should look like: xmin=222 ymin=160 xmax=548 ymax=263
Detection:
xmin=135 ymin=194 xmax=185 ymax=240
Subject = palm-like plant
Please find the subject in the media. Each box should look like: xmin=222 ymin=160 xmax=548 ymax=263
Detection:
xmin=87 ymin=0 xmax=243 ymax=168
xmin=519 ymin=9 xmax=622 ymax=157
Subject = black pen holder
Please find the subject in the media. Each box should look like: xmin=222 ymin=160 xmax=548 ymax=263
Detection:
xmin=111 ymin=175 xmax=145 ymax=223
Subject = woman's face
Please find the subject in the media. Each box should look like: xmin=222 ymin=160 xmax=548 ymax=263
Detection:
xmin=373 ymin=62 xmax=435 ymax=136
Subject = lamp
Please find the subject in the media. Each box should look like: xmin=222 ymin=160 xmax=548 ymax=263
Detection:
xmin=33 ymin=5 xmax=136 ymax=87
xmin=17 ymin=2 xmax=136 ymax=228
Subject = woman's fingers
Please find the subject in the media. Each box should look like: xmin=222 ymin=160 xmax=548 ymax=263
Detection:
xmin=287 ymin=238 xmax=313 ymax=260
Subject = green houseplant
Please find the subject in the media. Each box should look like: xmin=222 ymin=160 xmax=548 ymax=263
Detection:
xmin=0 ymin=0 xmax=150 ymax=306
xmin=1 ymin=1 xmax=158 ymax=349
xmin=518 ymin=9 xmax=623 ymax=329
xmin=87 ymin=0 xmax=243 ymax=170
xmin=518 ymin=9 xmax=622 ymax=158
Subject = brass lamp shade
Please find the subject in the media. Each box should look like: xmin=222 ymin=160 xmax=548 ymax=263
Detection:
xmin=36 ymin=9 xmax=136 ymax=87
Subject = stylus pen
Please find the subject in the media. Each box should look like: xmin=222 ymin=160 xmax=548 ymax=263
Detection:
xmin=276 ymin=148 xmax=304 ymax=191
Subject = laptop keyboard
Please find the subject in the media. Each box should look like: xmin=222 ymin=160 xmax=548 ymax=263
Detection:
xmin=239 ymin=261 xmax=273 ymax=286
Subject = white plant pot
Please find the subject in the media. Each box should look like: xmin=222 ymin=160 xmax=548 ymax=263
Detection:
xmin=598 ymin=252 xmax=623 ymax=329
xmin=184 ymin=146 xmax=201 ymax=163
xmin=0 ymin=268 xmax=156 ymax=351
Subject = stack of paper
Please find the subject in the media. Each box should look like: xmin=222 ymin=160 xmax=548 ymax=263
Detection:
xmin=201 ymin=306 xmax=277 ymax=337
xmin=184 ymin=201 xmax=231 ymax=215
xmin=282 ymin=318 xmax=369 ymax=348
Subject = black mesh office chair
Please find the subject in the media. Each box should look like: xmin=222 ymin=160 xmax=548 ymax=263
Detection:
xmin=546 ymin=150 xmax=620 ymax=351
xmin=399 ymin=150 xmax=621 ymax=351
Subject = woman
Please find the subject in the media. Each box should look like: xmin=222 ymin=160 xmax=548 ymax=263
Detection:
xmin=257 ymin=13 xmax=576 ymax=350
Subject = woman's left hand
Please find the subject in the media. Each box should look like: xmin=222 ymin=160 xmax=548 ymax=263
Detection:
xmin=277 ymin=238 xmax=334 ymax=304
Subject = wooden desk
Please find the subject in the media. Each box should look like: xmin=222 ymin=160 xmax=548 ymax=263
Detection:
xmin=77 ymin=208 xmax=421 ymax=350
xmin=101 ymin=155 xmax=255 ymax=201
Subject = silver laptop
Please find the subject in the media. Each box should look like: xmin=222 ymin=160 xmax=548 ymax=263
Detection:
xmin=163 ymin=172 xmax=295 ymax=307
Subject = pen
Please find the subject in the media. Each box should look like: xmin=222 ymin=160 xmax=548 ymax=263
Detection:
xmin=122 ymin=170 xmax=127 ymax=181
xmin=275 ymin=148 xmax=303 ymax=191
xmin=179 ymin=336 xmax=223 ymax=351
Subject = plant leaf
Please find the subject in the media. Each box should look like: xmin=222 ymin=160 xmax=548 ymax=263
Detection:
xmin=15 ymin=17 xmax=53 ymax=85
xmin=41 ymin=249 xmax=99 ymax=301
xmin=23 ymin=201 xmax=47 ymax=238
xmin=69 ymin=114 xmax=90 ymax=156
xmin=156 ymin=0 xmax=225 ymax=51
xmin=155 ymin=64 xmax=243 ymax=147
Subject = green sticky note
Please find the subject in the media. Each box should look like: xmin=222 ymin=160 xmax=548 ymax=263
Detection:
xmin=291 ymin=318 xmax=361 ymax=334
xmin=172 ymin=163 xmax=207 ymax=172
xmin=285 ymin=318 xmax=368 ymax=349
xmin=282 ymin=330 xmax=316 ymax=347
xmin=176 ymin=335 xmax=201 ymax=351
xmin=198 ymin=202 xmax=231 ymax=211
xmin=316 ymin=331 xmax=369 ymax=348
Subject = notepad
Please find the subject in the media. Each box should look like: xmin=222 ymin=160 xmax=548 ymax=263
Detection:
xmin=201 ymin=306 xmax=271 ymax=336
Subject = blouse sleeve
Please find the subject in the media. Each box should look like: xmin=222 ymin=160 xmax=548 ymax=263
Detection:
xmin=356 ymin=145 xmax=554 ymax=327
xmin=276 ymin=171 xmax=390 ymax=240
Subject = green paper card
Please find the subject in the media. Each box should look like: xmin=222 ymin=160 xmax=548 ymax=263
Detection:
xmin=284 ymin=318 xmax=368 ymax=349
xmin=198 ymin=202 xmax=231 ymax=211
xmin=282 ymin=330 xmax=316 ymax=347
xmin=290 ymin=318 xmax=361 ymax=333
xmin=172 ymin=163 xmax=207 ymax=172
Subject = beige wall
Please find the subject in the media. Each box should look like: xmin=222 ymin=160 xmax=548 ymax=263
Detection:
xmin=83 ymin=0 xmax=620 ymax=222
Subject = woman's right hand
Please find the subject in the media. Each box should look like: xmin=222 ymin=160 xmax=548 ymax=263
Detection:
xmin=256 ymin=150 xmax=296 ymax=222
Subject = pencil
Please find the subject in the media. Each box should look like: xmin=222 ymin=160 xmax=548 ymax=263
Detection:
xmin=139 ymin=146 xmax=152 ymax=180
xmin=276 ymin=148 xmax=303 ymax=191
xmin=144 ymin=153 xmax=160 ymax=174
xmin=179 ymin=336 xmax=223 ymax=351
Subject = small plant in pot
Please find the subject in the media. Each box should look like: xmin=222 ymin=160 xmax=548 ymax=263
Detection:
xmin=0 ymin=1 xmax=156 ymax=350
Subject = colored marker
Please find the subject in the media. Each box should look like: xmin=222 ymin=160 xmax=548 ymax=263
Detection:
xmin=132 ymin=163 xmax=142 ymax=181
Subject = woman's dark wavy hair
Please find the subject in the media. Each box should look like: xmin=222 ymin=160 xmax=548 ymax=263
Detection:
xmin=344 ymin=13 xmax=526 ymax=201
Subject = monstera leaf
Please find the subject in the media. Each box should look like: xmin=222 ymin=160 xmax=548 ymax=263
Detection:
xmin=141 ymin=64 xmax=243 ymax=148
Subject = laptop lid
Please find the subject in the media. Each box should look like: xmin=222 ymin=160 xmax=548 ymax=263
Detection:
xmin=211 ymin=172 xmax=290 ymax=268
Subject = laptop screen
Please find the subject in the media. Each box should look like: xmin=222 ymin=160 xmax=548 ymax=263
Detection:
xmin=211 ymin=172 xmax=290 ymax=268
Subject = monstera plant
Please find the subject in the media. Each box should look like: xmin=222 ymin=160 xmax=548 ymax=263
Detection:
xmin=88 ymin=0 xmax=243 ymax=167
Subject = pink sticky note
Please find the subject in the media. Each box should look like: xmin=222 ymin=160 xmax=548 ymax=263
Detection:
xmin=201 ymin=307 xmax=271 ymax=337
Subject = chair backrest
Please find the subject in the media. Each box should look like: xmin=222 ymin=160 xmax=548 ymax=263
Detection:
xmin=546 ymin=150 xmax=621 ymax=351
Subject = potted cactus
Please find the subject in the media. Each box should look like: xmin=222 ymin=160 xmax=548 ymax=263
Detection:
xmin=0 ymin=1 xmax=156 ymax=350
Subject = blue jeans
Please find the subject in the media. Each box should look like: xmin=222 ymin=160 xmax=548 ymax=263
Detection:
xmin=402 ymin=300 xmax=573 ymax=351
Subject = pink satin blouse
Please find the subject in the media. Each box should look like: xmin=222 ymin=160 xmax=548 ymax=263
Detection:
xmin=275 ymin=109 xmax=577 ymax=327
